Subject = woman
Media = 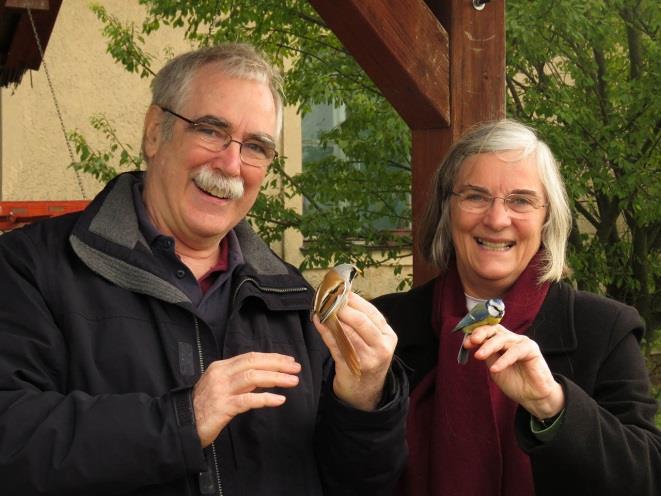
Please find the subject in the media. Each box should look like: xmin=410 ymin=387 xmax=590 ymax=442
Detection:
xmin=373 ymin=120 xmax=660 ymax=496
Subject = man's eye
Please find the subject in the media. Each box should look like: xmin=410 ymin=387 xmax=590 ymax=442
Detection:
xmin=243 ymin=141 xmax=270 ymax=158
xmin=195 ymin=125 xmax=223 ymax=138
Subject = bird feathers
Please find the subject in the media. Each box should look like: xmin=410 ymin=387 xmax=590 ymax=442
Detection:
xmin=452 ymin=298 xmax=505 ymax=365
xmin=312 ymin=270 xmax=347 ymax=323
xmin=311 ymin=264 xmax=362 ymax=375
xmin=324 ymin=312 xmax=361 ymax=376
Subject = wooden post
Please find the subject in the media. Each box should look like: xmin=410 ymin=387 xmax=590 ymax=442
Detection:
xmin=412 ymin=0 xmax=506 ymax=285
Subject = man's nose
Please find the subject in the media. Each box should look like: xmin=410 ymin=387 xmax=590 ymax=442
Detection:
xmin=214 ymin=140 xmax=243 ymax=176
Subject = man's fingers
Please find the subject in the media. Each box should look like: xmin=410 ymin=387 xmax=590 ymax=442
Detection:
xmin=202 ymin=354 xmax=301 ymax=398
xmin=313 ymin=314 xmax=348 ymax=363
xmin=220 ymin=352 xmax=301 ymax=376
xmin=232 ymin=368 xmax=300 ymax=392
xmin=193 ymin=353 xmax=301 ymax=447
xmin=232 ymin=392 xmax=287 ymax=414
xmin=344 ymin=292 xmax=390 ymax=329
xmin=337 ymin=293 xmax=396 ymax=346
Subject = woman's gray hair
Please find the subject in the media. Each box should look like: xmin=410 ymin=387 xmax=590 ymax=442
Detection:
xmin=145 ymin=42 xmax=284 ymax=152
xmin=419 ymin=119 xmax=572 ymax=283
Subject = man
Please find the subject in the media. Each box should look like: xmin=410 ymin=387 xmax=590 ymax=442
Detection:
xmin=0 ymin=43 xmax=407 ymax=495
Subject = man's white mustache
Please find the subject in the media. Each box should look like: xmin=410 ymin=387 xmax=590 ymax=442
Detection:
xmin=193 ymin=166 xmax=244 ymax=200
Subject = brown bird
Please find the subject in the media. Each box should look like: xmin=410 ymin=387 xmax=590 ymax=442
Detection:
xmin=311 ymin=263 xmax=362 ymax=376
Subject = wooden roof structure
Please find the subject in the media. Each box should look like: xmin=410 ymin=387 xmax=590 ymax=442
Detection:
xmin=0 ymin=0 xmax=61 ymax=87
xmin=0 ymin=0 xmax=505 ymax=285
xmin=311 ymin=0 xmax=505 ymax=284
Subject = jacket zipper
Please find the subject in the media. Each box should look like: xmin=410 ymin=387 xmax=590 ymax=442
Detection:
xmin=232 ymin=277 xmax=308 ymax=307
xmin=195 ymin=317 xmax=224 ymax=496
xmin=192 ymin=278 xmax=307 ymax=495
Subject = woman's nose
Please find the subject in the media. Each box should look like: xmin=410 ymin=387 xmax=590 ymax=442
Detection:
xmin=482 ymin=197 xmax=512 ymax=229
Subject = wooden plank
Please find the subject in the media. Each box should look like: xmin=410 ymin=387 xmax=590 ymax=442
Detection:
xmin=309 ymin=0 xmax=450 ymax=129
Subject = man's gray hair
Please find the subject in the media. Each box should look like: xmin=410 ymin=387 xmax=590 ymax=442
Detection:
xmin=419 ymin=119 xmax=572 ymax=283
xmin=145 ymin=42 xmax=284 ymax=152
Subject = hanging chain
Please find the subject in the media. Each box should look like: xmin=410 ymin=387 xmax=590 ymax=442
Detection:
xmin=27 ymin=7 xmax=87 ymax=199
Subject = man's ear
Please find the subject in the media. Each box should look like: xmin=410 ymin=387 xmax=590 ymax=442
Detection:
xmin=143 ymin=105 xmax=163 ymax=160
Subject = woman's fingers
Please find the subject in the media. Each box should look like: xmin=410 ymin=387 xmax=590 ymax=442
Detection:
xmin=466 ymin=325 xmax=541 ymax=370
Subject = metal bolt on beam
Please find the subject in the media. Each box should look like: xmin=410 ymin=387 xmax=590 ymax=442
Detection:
xmin=473 ymin=0 xmax=491 ymax=11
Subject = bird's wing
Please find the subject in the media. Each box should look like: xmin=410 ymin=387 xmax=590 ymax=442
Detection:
xmin=313 ymin=273 xmax=347 ymax=323
xmin=326 ymin=314 xmax=361 ymax=376
xmin=452 ymin=309 xmax=481 ymax=332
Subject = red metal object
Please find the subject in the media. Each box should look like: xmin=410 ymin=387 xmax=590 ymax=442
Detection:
xmin=0 ymin=200 xmax=89 ymax=231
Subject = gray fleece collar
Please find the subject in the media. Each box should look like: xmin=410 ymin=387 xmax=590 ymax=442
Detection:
xmin=70 ymin=172 xmax=290 ymax=303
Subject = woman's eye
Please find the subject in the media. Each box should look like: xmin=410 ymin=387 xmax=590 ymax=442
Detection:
xmin=509 ymin=195 xmax=535 ymax=206
xmin=465 ymin=193 xmax=489 ymax=203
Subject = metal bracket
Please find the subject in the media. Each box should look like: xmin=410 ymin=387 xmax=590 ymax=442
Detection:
xmin=0 ymin=200 xmax=89 ymax=231
xmin=473 ymin=0 xmax=491 ymax=11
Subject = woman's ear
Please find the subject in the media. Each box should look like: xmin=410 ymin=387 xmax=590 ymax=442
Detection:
xmin=142 ymin=105 xmax=163 ymax=160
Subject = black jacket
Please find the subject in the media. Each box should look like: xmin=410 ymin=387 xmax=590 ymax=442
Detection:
xmin=373 ymin=279 xmax=660 ymax=496
xmin=0 ymin=173 xmax=408 ymax=496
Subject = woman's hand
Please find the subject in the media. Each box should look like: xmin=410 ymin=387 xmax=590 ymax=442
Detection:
xmin=313 ymin=292 xmax=397 ymax=411
xmin=463 ymin=324 xmax=565 ymax=419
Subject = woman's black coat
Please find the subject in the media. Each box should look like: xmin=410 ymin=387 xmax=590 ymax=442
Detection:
xmin=374 ymin=279 xmax=660 ymax=496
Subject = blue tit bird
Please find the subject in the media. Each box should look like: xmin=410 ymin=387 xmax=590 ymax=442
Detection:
xmin=311 ymin=263 xmax=363 ymax=375
xmin=452 ymin=298 xmax=505 ymax=365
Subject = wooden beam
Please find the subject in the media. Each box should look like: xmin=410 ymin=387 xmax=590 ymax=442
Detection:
xmin=308 ymin=0 xmax=505 ymax=287
xmin=5 ymin=1 xmax=50 ymax=10
xmin=412 ymin=0 xmax=506 ymax=285
xmin=309 ymin=0 xmax=450 ymax=129
xmin=2 ymin=0 xmax=62 ymax=71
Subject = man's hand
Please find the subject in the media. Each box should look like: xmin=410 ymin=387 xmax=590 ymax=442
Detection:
xmin=192 ymin=352 xmax=301 ymax=447
xmin=313 ymin=292 xmax=397 ymax=411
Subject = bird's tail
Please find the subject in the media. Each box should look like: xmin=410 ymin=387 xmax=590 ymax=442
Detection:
xmin=457 ymin=335 xmax=470 ymax=365
xmin=326 ymin=315 xmax=362 ymax=376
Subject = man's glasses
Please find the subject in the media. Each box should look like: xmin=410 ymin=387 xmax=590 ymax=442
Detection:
xmin=451 ymin=190 xmax=547 ymax=216
xmin=159 ymin=106 xmax=278 ymax=169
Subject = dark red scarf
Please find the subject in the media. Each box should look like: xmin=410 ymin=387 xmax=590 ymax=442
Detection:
xmin=399 ymin=252 xmax=550 ymax=496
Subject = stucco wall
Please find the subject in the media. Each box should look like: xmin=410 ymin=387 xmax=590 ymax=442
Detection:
xmin=0 ymin=0 xmax=412 ymax=298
